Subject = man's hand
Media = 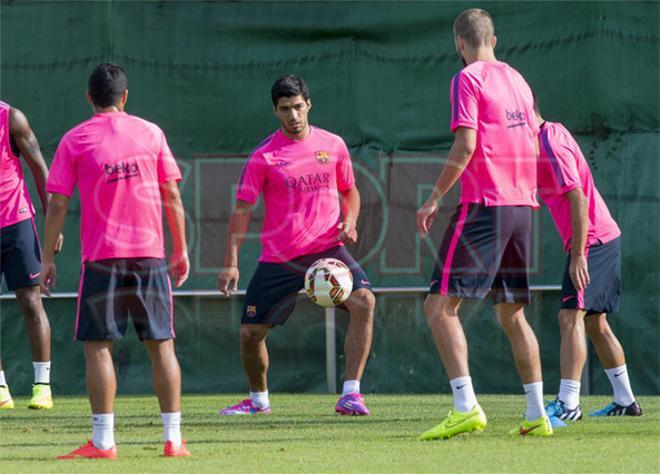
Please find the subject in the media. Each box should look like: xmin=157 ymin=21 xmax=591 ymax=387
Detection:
xmin=171 ymin=250 xmax=190 ymax=288
xmin=39 ymin=259 xmax=56 ymax=296
xmin=54 ymin=233 xmax=64 ymax=254
xmin=337 ymin=221 xmax=358 ymax=244
xmin=569 ymin=254 xmax=590 ymax=292
xmin=416 ymin=200 xmax=439 ymax=238
xmin=217 ymin=266 xmax=239 ymax=296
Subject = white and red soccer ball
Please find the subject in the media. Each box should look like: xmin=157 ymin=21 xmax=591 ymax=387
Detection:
xmin=305 ymin=258 xmax=353 ymax=307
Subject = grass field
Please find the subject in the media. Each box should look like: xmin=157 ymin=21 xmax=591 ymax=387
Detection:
xmin=0 ymin=394 xmax=658 ymax=473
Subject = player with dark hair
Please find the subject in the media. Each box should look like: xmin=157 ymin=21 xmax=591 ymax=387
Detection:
xmin=217 ymin=74 xmax=375 ymax=416
xmin=42 ymin=62 xmax=191 ymax=459
xmin=0 ymin=103 xmax=63 ymax=410
xmin=416 ymin=8 xmax=553 ymax=439
xmin=534 ymin=99 xmax=642 ymax=424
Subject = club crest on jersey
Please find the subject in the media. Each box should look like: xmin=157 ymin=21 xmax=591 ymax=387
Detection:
xmin=246 ymin=305 xmax=257 ymax=318
xmin=315 ymin=150 xmax=330 ymax=163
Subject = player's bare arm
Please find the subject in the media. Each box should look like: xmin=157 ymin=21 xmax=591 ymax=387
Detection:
xmin=416 ymin=126 xmax=476 ymax=237
xmin=161 ymin=180 xmax=189 ymax=288
xmin=566 ymin=187 xmax=590 ymax=291
xmin=9 ymin=107 xmax=64 ymax=253
xmin=337 ymin=186 xmax=360 ymax=244
xmin=217 ymin=199 xmax=253 ymax=296
xmin=39 ymin=193 xmax=69 ymax=296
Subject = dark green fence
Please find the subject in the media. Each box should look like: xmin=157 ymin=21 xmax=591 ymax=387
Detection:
xmin=1 ymin=1 xmax=658 ymax=395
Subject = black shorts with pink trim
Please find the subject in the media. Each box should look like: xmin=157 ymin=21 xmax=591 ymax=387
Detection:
xmin=75 ymin=258 xmax=174 ymax=341
xmin=0 ymin=218 xmax=42 ymax=291
xmin=560 ymin=236 xmax=621 ymax=315
xmin=429 ymin=204 xmax=532 ymax=304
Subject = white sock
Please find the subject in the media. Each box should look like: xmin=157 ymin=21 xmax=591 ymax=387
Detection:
xmin=450 ymin=376 xmax=477 ymax=412
xmin=523 ymin=382 xmax=545 ymax=421
xmin=342 ymin=379 xmax=360 ymax=396
xmin=249 ymin=390 xmax=270 ymax=409
xmin=0 ymin=370 xmax=7 ymax=387
xmin=605 ymin=365 xmax=635 ymax=406
xmin=91 ymin=413 xmax=115 ymax=450
xmin=161 ymin=412 xmax=182 ymax=446
xmin=558 ymin=379 xmax=581 ymax=409
xmin=33 ymin=361 xmax=51 ymax=384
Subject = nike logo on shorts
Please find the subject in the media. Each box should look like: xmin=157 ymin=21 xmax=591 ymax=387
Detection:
xmin=562 ymin=296 xmax=575 ymax=302
xmin=29 ymin=272 xmax=41 ymax=280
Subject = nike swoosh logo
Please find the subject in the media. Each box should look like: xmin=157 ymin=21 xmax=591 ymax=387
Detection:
xmin=0 ymin=400 xmax=10 ymax=408
xmin=445 ymin=412 xmax=478 ymax=429
xmin=519 ymin=424 xmax=540 ymax=435
xmin=562 ymin=296 xmax=575 ymax=302
xmin=29 ymin=272 xmax=41 ymax=279
xmin=456 ymin=384 xmax=467 ymax=390
xmin=614 ymin=371 xmax=625 ymax=377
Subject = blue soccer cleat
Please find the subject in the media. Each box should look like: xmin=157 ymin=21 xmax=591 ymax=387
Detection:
xmin=589 ymin=401 xmax=642 ymax=417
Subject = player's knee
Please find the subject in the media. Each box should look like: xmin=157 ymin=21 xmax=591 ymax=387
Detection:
xmin=558 ymin=309 xmax=583 ymax=334
xmin=350 ymin=289 xmax=375 ymax=314
xmin=584 ymin=314 xmax=608 ymax=337
xmin=17 ymin=288 xmax=45 ymax=320
xmin=423 ymin=296 xmax=457 ymax=322
xmin=240 ymin=325 xmax=267 ymax=346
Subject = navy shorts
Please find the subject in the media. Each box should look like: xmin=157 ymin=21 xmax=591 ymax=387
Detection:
xmin=0 ymin=218 xmax=41 ymax=291
xmin=561 ymin=237 xmax=621 ymax=315
xmin=75 ymin=258 xmax=174 ymax=341
xmin=429 ymin=204 xmax=532 ymax=304
xmin=242 ymin=246 xmax=372 ymax=325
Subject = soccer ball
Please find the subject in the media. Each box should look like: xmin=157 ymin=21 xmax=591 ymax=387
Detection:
xmin=305 ymin=258 xmax=353 ymax=307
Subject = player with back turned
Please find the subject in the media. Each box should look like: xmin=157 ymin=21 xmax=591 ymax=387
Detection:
xmin=416 ymin=8 xmax=553 ymax=439
xmin=41 ymin=63 xmax=191 ymax=459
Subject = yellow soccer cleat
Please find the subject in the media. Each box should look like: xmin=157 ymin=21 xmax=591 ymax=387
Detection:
xmin=28 ymin=383 xmax=53 ymax=410
xmin=0 ymin=385 xmax=15 ymax=410
xmin=509 ymin=414 xmax=554 ymax=437
xmin=420 ymin=405 xmax=487 ymax=440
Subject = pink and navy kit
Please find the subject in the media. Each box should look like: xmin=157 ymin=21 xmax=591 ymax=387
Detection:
xmin=0 ymin=100 xmax=41 ymax=291
xmin=48 ymin=111 xmax=181 ymax=340
xmin=236 ymin=126 xmax=370 ymax=325
xmin=538 ymin=121 xmax=621 ymax=314
xmin=429 ymin=61 xmax=539 ymax=303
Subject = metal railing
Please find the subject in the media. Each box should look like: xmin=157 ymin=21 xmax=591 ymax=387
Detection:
xmin=2 ymin=285 xmax=577 ymax=394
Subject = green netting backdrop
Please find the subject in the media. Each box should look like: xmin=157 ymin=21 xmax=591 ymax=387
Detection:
xmin=1 ymin=1 xmax=658 ymax=395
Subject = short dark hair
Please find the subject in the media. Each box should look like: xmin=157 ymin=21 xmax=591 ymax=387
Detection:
xmin=88 ymin=63 xmax=128 ymax=108
xmin=453 ymin=8 xmax=494 ymax=49
xmin=271 ymin=74 xmax=309 ymax=106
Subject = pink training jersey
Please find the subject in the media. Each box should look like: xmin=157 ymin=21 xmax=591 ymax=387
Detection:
xmin=450 ymin=60 xmax=539 ymax=207
xmin=0 ymin=101 xmax=35 ymax=228
xmin=537 ymin=121 xmax=620 ymax=252
xmin=47 ymin=111 xmax=181 ymax=262
xmin=236 ymin=126 xmax=355 ymax=262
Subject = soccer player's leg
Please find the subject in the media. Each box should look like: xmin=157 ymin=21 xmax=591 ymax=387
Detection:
xmin=126 ymin=258 xmax=191 ymax=456
xmin=220 ymin=261 xmax=302 ymax=415
xmin=421 ymin=204 xmax=496 ymax=440
xmin=0 ymin=359 xmax=14 ymax=409
xmin=2 ymin=218 xmax=53 ymax=409
xmin=544 ymin=305 xmax=588 ymax=425
xmin=329 ymin=247 xmax=374 ymax=415
xmin=58 ymin=260 xmax=127 ymax=460
xmin=586 ymin=315 xmax=641 ymax=417
xmin=491 ymin=207 xmax=552 ymax=436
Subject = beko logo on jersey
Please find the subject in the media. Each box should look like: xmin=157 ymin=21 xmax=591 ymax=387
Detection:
xmin=285 ymin=172 xmax=330 ymax=192
xmin=103 ymin=161 xmax=140 ymax=183
xmin=505 ymin=110 xmax=526 ymax=121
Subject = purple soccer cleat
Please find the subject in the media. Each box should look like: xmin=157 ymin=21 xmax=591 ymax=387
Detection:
xmin=335 ymin=393 xmax=370 ymax=416
xmin=219 ymin=398 xmax=271 ymax=415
